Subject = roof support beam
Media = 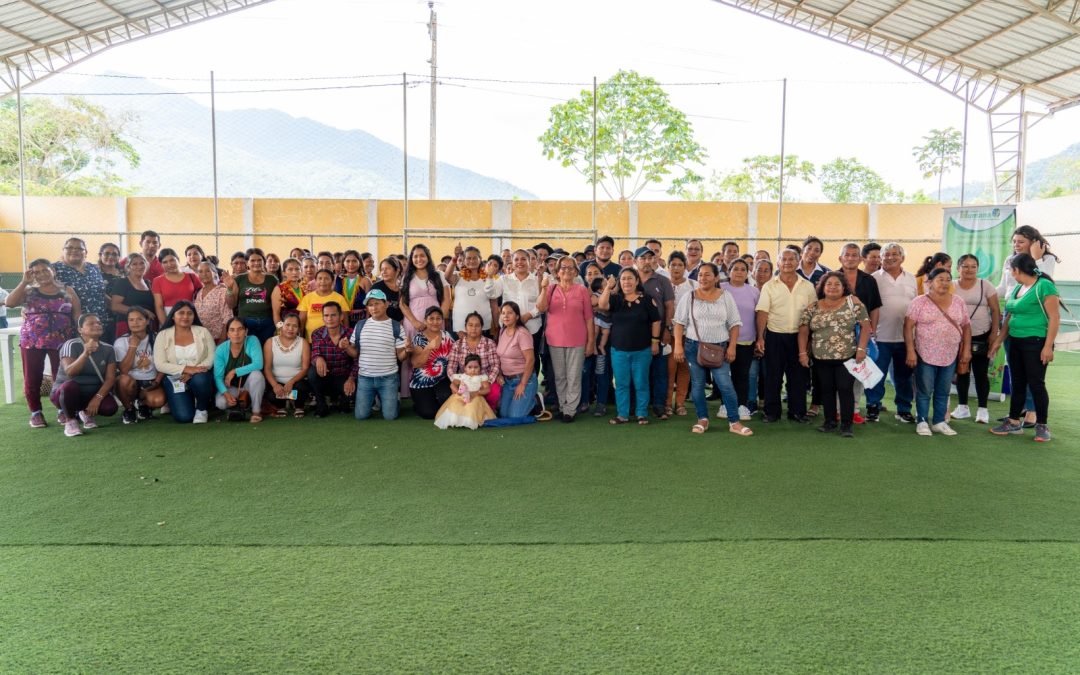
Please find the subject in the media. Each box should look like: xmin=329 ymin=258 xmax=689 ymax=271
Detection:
xmin=0 ymin=0 xmax=276 ymax=97
xmin=905 ymin=0 xmax=989 ymax=46
xmin=20 ymin=0 xmax=84 ymax=34
xmin=1015 ymin=0 xmax=1080 ymax=37
xmin=951 ymin=12 xmax=1039 ymax=58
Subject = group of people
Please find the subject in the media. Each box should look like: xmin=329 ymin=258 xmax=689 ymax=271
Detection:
xmin=5 ymin=225 xmax=1062 ymax=442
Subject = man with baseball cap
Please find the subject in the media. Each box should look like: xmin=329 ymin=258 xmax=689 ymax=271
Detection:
xmin=635 ymin=245 xmax=675 ymax=419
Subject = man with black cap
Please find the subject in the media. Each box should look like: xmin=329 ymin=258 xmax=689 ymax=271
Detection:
xmin=635 ymin=245 xmax=675 ymax=419
xmin=534 ymin=243 xmax=554 ymax=268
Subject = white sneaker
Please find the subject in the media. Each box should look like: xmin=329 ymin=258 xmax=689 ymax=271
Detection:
xmin=951 ymin=404 xmax=971 ymax=420
xmin=738 ymin=405 xmax=752 ymax=421
xmin=931 ymin=422 xmax=957 ymax=436
xmin=64 ymin=419 xmax=83 ymax=437
xmin=916 ymin=421 xmax=932 ymax=436
xmin=715 ymin=405 xmax=727 ymax=419
xmin=161 ymin=404 xmax=170 ymax=414
xmin=77 ymin=410 xmax=98 ymax=429
xmin=975 ymin=407 xmax=990 ymax=424
xmin=192 ymin=410 xmax=209 ymax=424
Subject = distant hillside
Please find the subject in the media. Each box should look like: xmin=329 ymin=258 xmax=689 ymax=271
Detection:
xmin=32 ymin=74 xmax=536 ymax=200
xmin=940 ymin=142 xmax=1080 ymax=203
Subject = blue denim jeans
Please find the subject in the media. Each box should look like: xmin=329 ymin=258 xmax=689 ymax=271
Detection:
xmin=914 ymin=359 xmax=956 ymax=424
xmin=611 ymin=347 xmax=651 ymax=418
xmin=747 ymin=356 xmax=761 ymax=412
xmin=163 ymin=371 xmax=215 ymax=423
xmin=684 ymin=339 xmax=740 ymax=423
xmin=581 ymin=352 xmax=612 ymax=409
xmin=867 ymin=341 xmax=913 ymax=413
xmin=500 ymin=372 xmax=538 ymax=418
xmin=355 ymin=373 xmax=400 ymax=420
xmin=242 ymin=316 xmax=276 ymax=345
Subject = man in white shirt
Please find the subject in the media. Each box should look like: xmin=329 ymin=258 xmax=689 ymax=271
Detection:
xmin=868 ymin=242 xmax=917 ymax=423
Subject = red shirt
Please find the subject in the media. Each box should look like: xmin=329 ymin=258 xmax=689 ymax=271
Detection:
xmin=152 ymin=272 xmax=203 ymax=311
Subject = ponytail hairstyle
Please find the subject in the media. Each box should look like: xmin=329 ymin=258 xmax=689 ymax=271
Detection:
xmin=1009 ymin=253 xmax=1055 ymax=284
xmin=915 ymin=252 xmax=951 ymax=277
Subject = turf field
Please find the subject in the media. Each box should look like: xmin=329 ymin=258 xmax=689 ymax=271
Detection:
xmin=2 ymin=356 xmax=1079 ymax=672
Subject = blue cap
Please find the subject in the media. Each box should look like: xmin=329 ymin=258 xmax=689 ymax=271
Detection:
xmin=634 ymin=246 xmax=655 ymax=258
xmin=365 ymin=289 xmax=388 ymax=303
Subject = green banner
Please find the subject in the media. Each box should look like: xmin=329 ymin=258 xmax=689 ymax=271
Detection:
xmin=943 ymin=206 xmax=1015 ymax=397
xmin=943 ymin=206 xmax=1015 ymax=286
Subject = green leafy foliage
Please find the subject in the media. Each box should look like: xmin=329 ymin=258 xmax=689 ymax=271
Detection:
xmin=819 ymin=157 xmax=896 ymax=203
xmin=0 ymin=96 xmax=140 ymax=196
xmin=539 ymin=70 xmax=706 ymax=200
xmin=680 ymin=154 xmax=814 ymax=202
xmin=912 ymin=127 xmax=962 ymax=201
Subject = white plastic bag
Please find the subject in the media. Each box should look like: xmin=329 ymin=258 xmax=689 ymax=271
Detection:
xmin=844 ymin=357 xmax=884 ymax=389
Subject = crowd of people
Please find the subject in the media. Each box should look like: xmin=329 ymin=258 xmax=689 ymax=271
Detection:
xmin=4 ymin=226 xmax=1063 ymax=442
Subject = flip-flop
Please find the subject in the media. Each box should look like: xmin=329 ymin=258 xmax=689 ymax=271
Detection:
xmin=692 ymin=419 xmax=709 ymax=434
xmin=729 ymin=422 xmax=753 ymax=436
xmin=250 ymin=414 xmax=263 ymax=424
xmin=609 ymin=417 xmax=629 ymax=425
xmin=637 ymin=417 xmax=650 ymax=425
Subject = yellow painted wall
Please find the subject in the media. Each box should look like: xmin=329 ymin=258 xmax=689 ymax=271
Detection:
xmin=876 ymin=204 xmax=947 ymax=267
xmin=0 ymin=197 xmax=948 ymax=274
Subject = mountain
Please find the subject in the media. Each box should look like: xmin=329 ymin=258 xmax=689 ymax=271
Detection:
xmin=33 ymin=74 xmax=536 ymax=200
xmin=939 ymin=142 xmax=1080 ymax=203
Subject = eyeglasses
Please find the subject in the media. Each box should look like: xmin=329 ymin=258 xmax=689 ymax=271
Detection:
xmin=63 ymin=246 xmax=86 ymax=252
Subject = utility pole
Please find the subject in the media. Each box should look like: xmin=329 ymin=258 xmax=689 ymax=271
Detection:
xmin=427 ymin=1 xmax=437 ymax=199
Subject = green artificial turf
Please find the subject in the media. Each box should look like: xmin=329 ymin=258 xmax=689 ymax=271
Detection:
xmin=1 ymin=355 xmax=1079 ymax=671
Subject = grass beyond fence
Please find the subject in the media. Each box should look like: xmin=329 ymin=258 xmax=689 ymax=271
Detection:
xmin=1 ymin=357 xmax=1079 ymax=671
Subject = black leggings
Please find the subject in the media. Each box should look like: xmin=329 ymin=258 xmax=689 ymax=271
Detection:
xmin=1008 ymin=336 xmax=1050 ymax=424
xmin=814 ymin=358 xmax=854 ymax=427
xmin=955 ymin=331 xmax=991 ymax=407
xmin=730 ymin=343 xmax=755 ymax=407
xmin=410 ymin=379 xmax=452 ymax=419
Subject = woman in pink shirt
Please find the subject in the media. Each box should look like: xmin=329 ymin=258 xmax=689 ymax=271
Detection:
xmin=904 ymin=267 xmax=972 ymax=436
xmin=536 ymin=256 xmax=595 ymax=422
xmin=495 ymin=301 xmax=538 ymax=418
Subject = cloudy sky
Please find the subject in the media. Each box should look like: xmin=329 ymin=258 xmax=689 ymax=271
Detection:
xmin=54 ymin=0 xmax=1080 ymax=200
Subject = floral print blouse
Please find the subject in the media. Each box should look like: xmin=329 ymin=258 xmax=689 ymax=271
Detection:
xmin=20 ymin=288 xmax=75 ymax=350
xmin=193 ymin=284 xmax=233 ymax=342
xmin=800 ymin=297 xmax=869 ymax=361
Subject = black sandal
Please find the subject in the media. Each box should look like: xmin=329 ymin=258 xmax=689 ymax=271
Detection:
xmin=609 ymin=417 xmax=629 ymax=425
xmin=637 ymin=416 xmax=650 ymax=425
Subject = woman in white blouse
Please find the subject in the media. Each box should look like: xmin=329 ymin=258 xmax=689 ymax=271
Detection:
xmin=153 ymin=300 xmax=216 ymax=423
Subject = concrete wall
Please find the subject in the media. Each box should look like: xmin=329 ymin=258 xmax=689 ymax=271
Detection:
xmin=0 ymin=196 xmax=951 ymax=273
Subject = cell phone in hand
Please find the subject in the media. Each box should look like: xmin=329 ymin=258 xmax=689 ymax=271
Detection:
xmin=288 ymin=389 xmax=298 ymax=401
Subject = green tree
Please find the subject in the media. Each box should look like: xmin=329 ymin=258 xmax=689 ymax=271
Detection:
xmin=0 ymin=96 xmax=140 ymax=196
xmin=819 ymin=157 xmax=895 ymax=203
xmin=539 ymin=70 xmax=706 ymax=200
xmin=912 ymin=127 xmax=962 ymax=202
xmin=681 ymin=154 xmax=814 ymax=202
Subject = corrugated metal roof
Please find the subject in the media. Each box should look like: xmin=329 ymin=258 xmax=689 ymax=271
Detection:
xmin=0 ymin=0 xmax=275 ymax=94
xmin=712 ymin=0 xmax=1080 ymax=113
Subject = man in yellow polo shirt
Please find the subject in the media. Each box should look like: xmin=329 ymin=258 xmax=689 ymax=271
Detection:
xmin=755 ymin=248 xmax=817 ymax=423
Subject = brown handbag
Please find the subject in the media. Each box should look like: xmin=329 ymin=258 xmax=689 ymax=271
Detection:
xmin=691 ymin=293 xmax=727 ymax=368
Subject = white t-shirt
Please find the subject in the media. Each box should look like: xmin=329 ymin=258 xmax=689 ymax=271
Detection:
xmin=351 ymin=318 xmax=406 ymax=378
xmin=873 ymin=269 xmax=917 ymax=343
xmin=114 ymin=334 xmax=157 ymax=380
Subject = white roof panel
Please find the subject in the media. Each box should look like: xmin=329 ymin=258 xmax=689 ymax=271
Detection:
xmin=712 ymin=0 xmax=1080 ymax=112
xmin=0 ymin=0 xmax=275 ymax=95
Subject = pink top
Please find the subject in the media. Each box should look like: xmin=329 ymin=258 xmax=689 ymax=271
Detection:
xmin=906 ymin=294 xmax=970 ymax=367
xmin=496 ymin=326 xmax=534 ymax=376
xmin=152 ymin=272 xmax=202 ymax=311
xmin=544 ymin=283 xmax=593 ymax=348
